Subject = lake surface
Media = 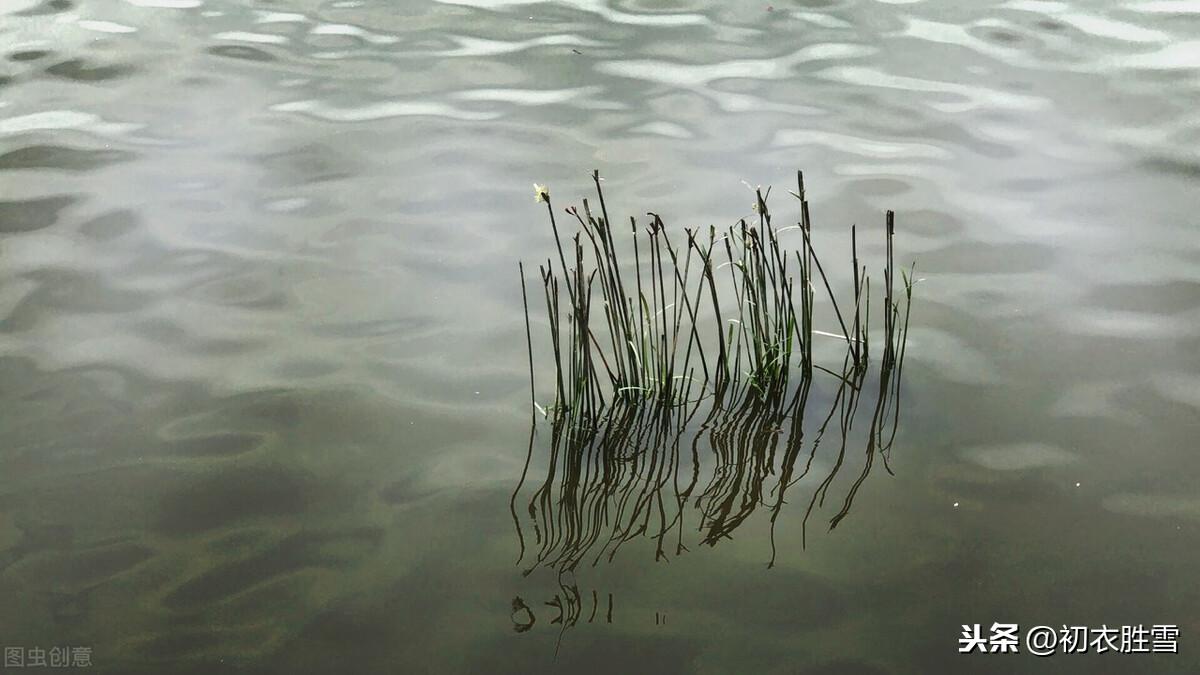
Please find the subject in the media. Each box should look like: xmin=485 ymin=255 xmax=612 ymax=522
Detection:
xmin=1 ymin=0 xmax=1198 ymax=673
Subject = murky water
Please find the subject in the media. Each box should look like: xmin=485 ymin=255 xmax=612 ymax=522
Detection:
xmin=1 ymin=0 xmax=1198 ymax=672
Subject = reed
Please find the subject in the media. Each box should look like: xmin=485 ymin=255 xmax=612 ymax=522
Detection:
xmin=521 ymin=171 xmax=907 ymax=418
xmin=513 ymin=170 xmax=918 ymax=572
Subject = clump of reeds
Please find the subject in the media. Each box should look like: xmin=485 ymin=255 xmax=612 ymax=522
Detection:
xmin=520 ymin=170 xmax=912 ymax=419
xmin=512 ymin=170 xmax=917 ymax=573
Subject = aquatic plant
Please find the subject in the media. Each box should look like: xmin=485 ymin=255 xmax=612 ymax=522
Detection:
xmin=520 ymin=171 xmax=911 ymax=416
xmin=513 ymin=170 xmax=916 ymax=573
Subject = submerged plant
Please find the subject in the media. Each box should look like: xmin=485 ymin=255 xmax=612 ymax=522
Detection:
xmin=513 ymin=170 xmax=916 ymax=574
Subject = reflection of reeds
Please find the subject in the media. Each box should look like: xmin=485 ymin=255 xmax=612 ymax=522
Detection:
xmin=514 ymin=171 xmax=915 ymax=574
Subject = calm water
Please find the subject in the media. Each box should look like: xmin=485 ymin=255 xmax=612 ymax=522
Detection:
xmin=1 ymin=0 xmax=1199 ymax=673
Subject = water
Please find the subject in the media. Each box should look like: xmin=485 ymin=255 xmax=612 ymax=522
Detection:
xmin=1 ymin=0 xmax=1198 ymax=672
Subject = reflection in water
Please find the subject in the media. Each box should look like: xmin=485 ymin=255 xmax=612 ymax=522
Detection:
xmin=511 ymin=585 xmax=614 ymax=635
xmin=512 ymin=173 xmax=914 ymax=600
xmin=513 ymin=355 xmax=906 ymax=579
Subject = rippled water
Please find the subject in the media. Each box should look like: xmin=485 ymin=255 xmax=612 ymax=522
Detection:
xmin=1 ymin=0 xmax=1198 ymax=673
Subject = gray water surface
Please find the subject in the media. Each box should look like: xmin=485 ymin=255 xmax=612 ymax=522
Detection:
xmin=1 ymin=0 xmax=1198 ymax=673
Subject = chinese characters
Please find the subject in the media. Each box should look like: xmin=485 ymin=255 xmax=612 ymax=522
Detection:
xmin=959 ymin=623 xmax=1179 ymax=656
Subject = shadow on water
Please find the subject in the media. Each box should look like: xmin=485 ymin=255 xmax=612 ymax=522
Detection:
xmin=508 ymin=171 xmax=914 ymax=649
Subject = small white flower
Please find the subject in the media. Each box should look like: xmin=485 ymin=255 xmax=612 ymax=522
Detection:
xmin=533 ymin=183 xmax=549 ymax=202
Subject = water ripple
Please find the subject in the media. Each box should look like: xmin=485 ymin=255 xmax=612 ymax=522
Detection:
xmin=434 ymin=0 xmax=710 ymax=26
xmin=78 ymin=20 xmax=138 ymax=33
xmin=125 ymin=0 xmax=202 ymax=8
xmin=451 ymin=85 xmax=605 ymax=106
xmin=1127 ymin=0 xmax=1200 ymax=13
xmin=309 ymin=22 xmax=398 ymax=45
xmin=817 ymin=65 xmax=1051 ymax=112
xmin=598 ymin=43 xmax=876 ymax=87
xmin=1056 ymin=11 xmax=1171 ymax=41
xmin=772 ymin=129 xmax=954 ymax=160
xmin=212 ymin=30 xmax=289 ymax=45
xmin=271 ymin=98 xmax=502 ymax=122
xmin=1 ymin=111 xmax=114 ymax=134
xmin=431 ymin=33 xmax=605 ymax=58
xmin=1118 ymin=40 xmax=1200 ymax=69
